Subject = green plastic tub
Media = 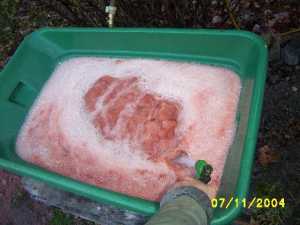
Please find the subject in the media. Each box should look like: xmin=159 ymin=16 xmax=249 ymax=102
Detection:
xmin=0 ymin=28 xmax=267 ymax=224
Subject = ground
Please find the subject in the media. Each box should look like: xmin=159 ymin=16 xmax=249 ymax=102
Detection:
xmin=0 ymin=0 xmax=299 ymax=225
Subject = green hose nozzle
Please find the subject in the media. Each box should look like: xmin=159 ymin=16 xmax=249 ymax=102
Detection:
xmin=195 ymin=160 xmax=213 ymax=184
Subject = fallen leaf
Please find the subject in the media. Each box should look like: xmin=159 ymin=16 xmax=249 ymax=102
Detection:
xmin=258 ymin=145 xmax=280 ymax=166
xmin=250 ymin=217 xmax=259 ymax=225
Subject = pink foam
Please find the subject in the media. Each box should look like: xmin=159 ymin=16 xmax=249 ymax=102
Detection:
xmin=16 ymin=57 xmax=241 ymax=201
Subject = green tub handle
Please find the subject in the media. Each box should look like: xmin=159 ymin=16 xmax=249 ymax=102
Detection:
xmin=8 ymin=81 xmax=37 ymax=107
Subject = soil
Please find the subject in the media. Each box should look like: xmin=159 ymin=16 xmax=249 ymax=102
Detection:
xmin=0 ymin=170 xmax=52 ymax=225
xmin=0 ymin=0 xmax=299 ymax=225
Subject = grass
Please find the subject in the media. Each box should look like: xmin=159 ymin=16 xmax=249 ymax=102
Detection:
xmin=251 ymin=182 xmax=293 ymax=225
xmin=50 ymin=208 xmax=74 ymax=225
xmin=49 ymin=208 xmax=97 ymax=225
xmin=1 ymin=1 xmax=299 ymax=225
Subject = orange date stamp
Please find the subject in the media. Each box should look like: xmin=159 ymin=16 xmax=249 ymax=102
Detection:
xmin=210 ymin=197 xmax=285 ymax=209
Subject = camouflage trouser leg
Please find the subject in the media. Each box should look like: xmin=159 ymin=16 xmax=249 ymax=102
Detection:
xmin=145 ymin=186 xmax=212 ymax=225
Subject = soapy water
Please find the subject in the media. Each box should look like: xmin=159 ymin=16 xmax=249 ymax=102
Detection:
xmin=16 ymin=57 xmax=241 ymax=201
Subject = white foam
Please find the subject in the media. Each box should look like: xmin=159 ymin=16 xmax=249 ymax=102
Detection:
xmin=16 ymin=57 xmax=241 ymax=197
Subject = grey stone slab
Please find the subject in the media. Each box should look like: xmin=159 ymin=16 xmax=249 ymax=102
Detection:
xmin=22 ymin=178 xmax=148 ymax=225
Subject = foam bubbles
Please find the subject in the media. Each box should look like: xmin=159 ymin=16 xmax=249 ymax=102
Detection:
xmin=16 ymin=57 xmax=241 ymax=200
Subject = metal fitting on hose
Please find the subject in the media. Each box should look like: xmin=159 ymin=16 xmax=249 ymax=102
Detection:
xmin=105 ymin=0 xmax=117 ymax=28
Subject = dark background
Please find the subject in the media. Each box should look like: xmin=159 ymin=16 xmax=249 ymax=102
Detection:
xmin=0 ymin=1 xmax=299 ymax=225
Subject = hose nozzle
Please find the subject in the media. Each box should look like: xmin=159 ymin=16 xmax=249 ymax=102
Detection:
xmin=195 ymin=160 xmax=213 ymax=184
